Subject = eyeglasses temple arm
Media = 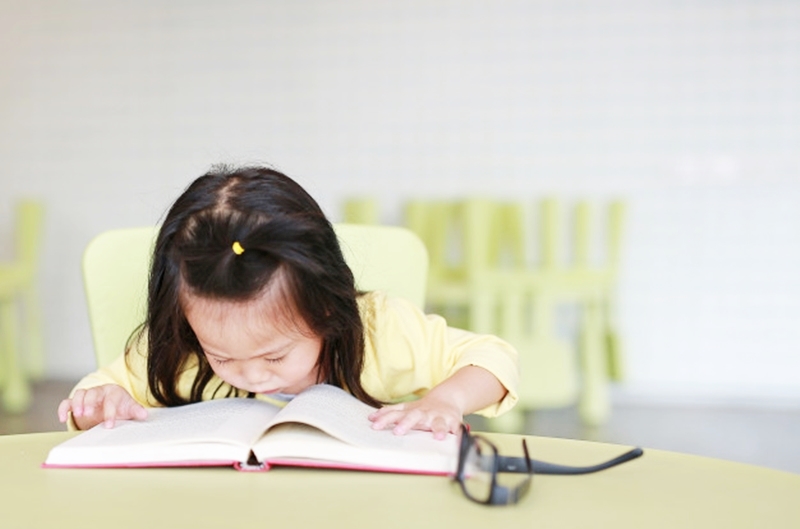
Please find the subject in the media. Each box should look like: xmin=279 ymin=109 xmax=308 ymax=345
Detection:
xmin=497 ymin=447 xmax=644 ymax=475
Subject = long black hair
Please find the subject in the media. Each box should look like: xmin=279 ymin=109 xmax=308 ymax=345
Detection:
xmin=138 ymin=165 xmax=380 ymax=407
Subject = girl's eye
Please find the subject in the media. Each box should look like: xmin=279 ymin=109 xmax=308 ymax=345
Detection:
xmin=264 ymin=355 xmax=286 ymax=364
xmin=209 ymin=356 xmax=231 ymax=366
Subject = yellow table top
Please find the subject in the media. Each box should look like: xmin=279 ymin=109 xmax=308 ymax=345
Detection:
xmin=2 ymin=431 xmax=799 ymax=529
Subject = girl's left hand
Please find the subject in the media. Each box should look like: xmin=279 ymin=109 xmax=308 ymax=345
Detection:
xmin=368 ymin=366 xmax=508 ymax=440
xmin=368 ymin=395 xmax=462 ymax=440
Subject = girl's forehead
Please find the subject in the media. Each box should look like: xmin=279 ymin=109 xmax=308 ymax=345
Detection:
xmin=181 ymin=278 xmax=304 ymax=335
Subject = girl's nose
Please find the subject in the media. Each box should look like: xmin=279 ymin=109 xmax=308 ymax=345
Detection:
xmin=242 ymin=363 xmax=273 ymax=386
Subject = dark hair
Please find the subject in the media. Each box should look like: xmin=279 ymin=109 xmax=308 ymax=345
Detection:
xmin=140 ymin=165 xmax=380 ymax=407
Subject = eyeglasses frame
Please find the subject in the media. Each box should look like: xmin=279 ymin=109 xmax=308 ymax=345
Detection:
xmin=454 ymin=423 xmax=534 ymax=506
xmin=453 ymin=423 xmax=645 ymax=506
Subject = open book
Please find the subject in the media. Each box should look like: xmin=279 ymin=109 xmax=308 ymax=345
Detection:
xmin=43 ymin=384 xmax=459 ymax=475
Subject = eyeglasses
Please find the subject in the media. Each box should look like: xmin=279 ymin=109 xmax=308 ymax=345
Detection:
xmin=454 ymin=424 xmax=644 ymax=506
xmin=454 ymin=424 xmax=533 ymax=506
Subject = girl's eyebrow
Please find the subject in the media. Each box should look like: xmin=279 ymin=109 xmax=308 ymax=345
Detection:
xmin=201 ymin=348 xmax=231 ymax=360
xmin=261 ymin=343 xmax=294 ymax=357
xmin=202 ymin=342 xmax=292 ymax=359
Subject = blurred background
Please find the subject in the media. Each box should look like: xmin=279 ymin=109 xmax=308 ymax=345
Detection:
xmin=1 ymin=1 xmax=798 ymax=472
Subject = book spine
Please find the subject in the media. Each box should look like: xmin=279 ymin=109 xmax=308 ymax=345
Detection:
xmin=234 ymin=460 xmax=271 ymax=472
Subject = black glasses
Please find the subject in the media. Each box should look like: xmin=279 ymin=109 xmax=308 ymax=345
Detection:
xmin=454 ymin=424 xmax=644 ymax=506
xmin=455 ymin=424 xmax=533 ymax=505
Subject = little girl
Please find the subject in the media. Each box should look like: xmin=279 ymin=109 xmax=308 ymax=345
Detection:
xmin=58 ymin=165 xmax=519 ymax=439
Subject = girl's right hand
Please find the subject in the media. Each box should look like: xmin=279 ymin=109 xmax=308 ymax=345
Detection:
xmin=57 ymin=384 xmax=148 ymax=430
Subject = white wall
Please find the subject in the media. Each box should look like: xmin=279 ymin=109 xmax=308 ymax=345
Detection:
xmin=1 ymin=1 xmax=798 ymax=404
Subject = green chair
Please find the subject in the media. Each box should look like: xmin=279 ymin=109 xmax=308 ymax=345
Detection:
xmin=404 ymin=200 xmax=469 ymax=327
xmin=404 ymin=197 xmax=626 ymax=429
xmin=500 ymin=199 xmax=626 ymax=428
xmin=82 ymin=223 xmax=429 ymax=368
xmin=0 ymin=200 xmax=45 ymax=412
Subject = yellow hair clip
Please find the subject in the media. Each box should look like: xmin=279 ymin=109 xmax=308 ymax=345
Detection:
xmin=232 ymin=241 xmax=245 ymax=255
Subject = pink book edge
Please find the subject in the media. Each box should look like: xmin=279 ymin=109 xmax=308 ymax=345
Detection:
xmin=264 ymin=457 xmax=453 ymax=477
xmin=41 ymin=459 xmax=239 ymax=470
xmin=42 ymin=458 xmax=452 ymax=477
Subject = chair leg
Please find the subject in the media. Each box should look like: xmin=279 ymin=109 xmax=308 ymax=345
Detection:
xmin=468 ymin=287 xmax=496 ymax=334
xmin=0 ymin=300 xmax=32 ymax=413
xmin=22 ymin=284 xmax=45 ymax=380
xmin=603 ymin=297 xmax=625 ymax=382
xmin=578 ymin=297 xmax=610 ymax=426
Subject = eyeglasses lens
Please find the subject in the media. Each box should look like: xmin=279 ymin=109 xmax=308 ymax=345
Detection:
xmin=462 ymin=436 xmax=495 ymax=503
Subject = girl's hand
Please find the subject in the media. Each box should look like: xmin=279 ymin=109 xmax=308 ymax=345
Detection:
xmin=57 ymin=384 xmax=148 ymax=430
xmin=368 ymin=365 xmax=509 ymax=440
xmin=368 ymin=394 xmax=463 ymax=440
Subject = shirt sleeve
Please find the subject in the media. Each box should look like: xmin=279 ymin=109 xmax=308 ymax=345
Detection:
xmin=65 ymin=339 xmax=156 ymax=430
xmin=359 ymin=291 xmax=519 ymax=417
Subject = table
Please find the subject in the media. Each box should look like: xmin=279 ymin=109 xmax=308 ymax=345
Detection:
xmin=2 ymin=431 xmax=799 ymax=528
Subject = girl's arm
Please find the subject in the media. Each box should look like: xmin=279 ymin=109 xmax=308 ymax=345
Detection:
xmin=360 ymin=292 xmax=520 ymax=438
xmin=368 ymin=364 xmax=507 ymax=439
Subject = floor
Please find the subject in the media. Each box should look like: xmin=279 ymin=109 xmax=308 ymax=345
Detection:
xmin=3 ymin=379 xmax=799 ymax=475
xmin=0 ymin=379 xmax=76 ymax=436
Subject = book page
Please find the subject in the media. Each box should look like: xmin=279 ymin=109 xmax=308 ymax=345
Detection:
xmin=255 ymin=423 xmax=458 ymax=475
xmin=45 ymin=398 xmax=282 ymax=466
xmin=256 ymin=384 xmax=458 ymax=463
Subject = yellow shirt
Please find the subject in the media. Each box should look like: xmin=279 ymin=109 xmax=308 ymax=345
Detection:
xmin=71 ymin=291 xmax=519 ymax=426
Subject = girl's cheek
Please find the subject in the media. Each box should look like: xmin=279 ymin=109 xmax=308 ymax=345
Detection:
xmin=209 ymin=364 xmax=233 ymax=381
xmin=218 ymin=373 xmax=239 ymax=387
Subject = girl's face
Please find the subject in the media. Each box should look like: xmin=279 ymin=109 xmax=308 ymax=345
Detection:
xmin=182 ymin=280 xmax=323 ymax=396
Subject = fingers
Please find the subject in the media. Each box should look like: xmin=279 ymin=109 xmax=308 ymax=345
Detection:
xmin=368 ymin=403 xmax=406 ymax=431
xmin=369 ymin=402 xmax=461 ymax=439
xmin=120 ymin=398 xmax=148 ymax=423
xmin=100 ymin=390 xmax=148 ymax=428
xmin=57 ymin=398 xmax=73 ymax=423
xmin=103 ymin=398 xmax=118 ymax=429
xmin=58 ymin=388 xmax=89 ymax=422
xmin=130 ymin=402 xmax=148 ymax=421
xmin=57 ymin=385 xmax=147 ymax=430
xmin=430 ymin=416 xmax=452 ymax=440
xmin=393 ymin=408 xmax=428 ymax=435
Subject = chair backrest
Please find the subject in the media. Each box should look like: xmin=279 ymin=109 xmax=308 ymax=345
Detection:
xmin=82 ymin=223 xmax=428 ymax=368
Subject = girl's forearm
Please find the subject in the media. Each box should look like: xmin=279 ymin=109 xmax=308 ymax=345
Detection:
xmin=427 ymin=365 xmax=508 ymax=415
